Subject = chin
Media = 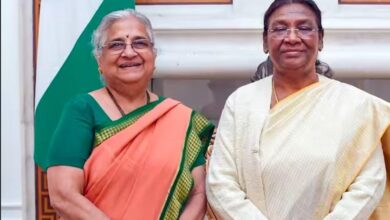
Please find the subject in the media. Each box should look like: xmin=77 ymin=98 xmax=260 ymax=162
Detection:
xmin=279 ymin=63 xmax=306 ymax=71
xmin=124 ymin=73 xmax=153 ymax=83
xmin=123 ymin=77 xmax=146 ymax=84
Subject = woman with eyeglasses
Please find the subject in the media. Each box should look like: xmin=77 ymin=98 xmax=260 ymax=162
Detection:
xmin=206 ymin=0 xmax=390 ymax=219
xmin=46 ymin=9 xmax=214 ymax=220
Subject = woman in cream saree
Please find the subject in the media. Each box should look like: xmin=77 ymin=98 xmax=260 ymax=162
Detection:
xmin=207 ymin=74 xmax=390 ymax=219
xmin=206 ymin=0 xmax=390 ymax=219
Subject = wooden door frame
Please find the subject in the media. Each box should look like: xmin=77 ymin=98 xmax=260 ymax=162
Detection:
xmin=339 ymin=0 xmax=390 ymax=4
xmin=137 ymin=0 xmax=231 ymax=4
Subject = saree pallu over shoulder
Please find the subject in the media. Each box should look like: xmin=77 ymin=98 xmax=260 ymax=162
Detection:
xmin=206 ymin=75 xmax=389 ymax=219
xmin=272 ymin=79 xmax=390 ymax=219
xmin=263 ymin=76 xmax=390 ymax=219
xmin=322 ymin=81 xmax=390 ymax=220
xmin=83 ymin=99 xmax=197 ymax=220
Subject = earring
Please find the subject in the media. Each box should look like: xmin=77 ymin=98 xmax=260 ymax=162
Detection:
xmin=264 ymin=49 xmax=269 ymax=54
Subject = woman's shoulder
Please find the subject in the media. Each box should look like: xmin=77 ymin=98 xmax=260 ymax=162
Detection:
xmin=232 ymin=76 xmax=271 ymax=97
xmin=65 ymin=93 xmax=97 ymax=111
xmin=334 ymin=80 xmax=389 ymax=105
xmin=327 ymin=80 xmax=390 ymax=115
xmin=161 ymin=97 xmax=213 ymax=123
xmin=225 ymin=76 xmax=272 ymax=107
xmin=161 ymin=97 xmax=192 ymax=111
xmin=61 ymin=93 xmax=106 ymax=123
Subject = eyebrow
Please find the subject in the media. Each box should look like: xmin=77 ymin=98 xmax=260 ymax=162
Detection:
xmin=270 ymin=19 xmax=315 ymax=27
xmin=108 ymin=36 xmax=148 ymax=42
xmin=107 ymin=38 xmax=125 ymax=43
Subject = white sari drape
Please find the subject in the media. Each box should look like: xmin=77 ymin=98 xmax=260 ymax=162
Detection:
xmin=207 ymin=75 xmax=390 ymax=220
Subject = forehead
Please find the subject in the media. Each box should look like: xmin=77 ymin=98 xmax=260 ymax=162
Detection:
xmin=268 ymin=3 xmax=317 ymax=25
xmin=106 ymin=16 xmax=148 ymax=40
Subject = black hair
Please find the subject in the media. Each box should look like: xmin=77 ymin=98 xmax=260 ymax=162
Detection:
xmin=263 ymin=0 xmax=324 ymax=38
xmin=253 ymin=1 xmax=331 ymax=81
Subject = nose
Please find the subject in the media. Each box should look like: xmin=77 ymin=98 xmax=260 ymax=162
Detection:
xmin=287 ymin=29 xmax=299 ymax=38
xmin=121 ymin=44 xmax=137 ymax=57
xmin=284 ymin=29 xmax=300 ymax=43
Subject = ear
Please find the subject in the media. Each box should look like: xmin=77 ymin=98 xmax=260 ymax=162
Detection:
xmin=263 ymin=35 xmax=269 ymax=54
xmin=97 ymin=57 xmax=103 ymax=73
xmin=318 ymin=33 xmax=324 ymax=52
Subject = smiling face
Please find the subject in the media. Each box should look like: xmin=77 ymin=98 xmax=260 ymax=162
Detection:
xmin=98 ymin=16 xmax=156 ymax=87
xmin=263 ymin=3 xmax=323 ymax=76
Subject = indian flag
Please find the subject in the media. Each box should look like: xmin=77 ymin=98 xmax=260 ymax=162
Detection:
xmin=34 ymin=0 xmax=135 ymax=170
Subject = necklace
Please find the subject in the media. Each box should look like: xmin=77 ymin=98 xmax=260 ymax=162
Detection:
xmin=106 ymin=87 xmax=150 ymax=117
xmin=272 ymin=77 xmax=279 ymax=104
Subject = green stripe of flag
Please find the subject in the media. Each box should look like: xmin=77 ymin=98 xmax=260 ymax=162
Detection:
xmin=35 ymin=0 xmax=135 ymax=170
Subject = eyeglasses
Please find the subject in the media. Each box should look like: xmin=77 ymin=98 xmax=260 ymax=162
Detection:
xmin=102 ymin=39 xmax=154 ymax=54
xmin=268 ymin=27 xmax=319 ymax=39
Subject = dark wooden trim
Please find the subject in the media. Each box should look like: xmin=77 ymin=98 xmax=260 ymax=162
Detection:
xmin=33 ymin=0 xmax=40 ymax=103
xmin=35 ymin=166 xmax=58 ymax=220
xmin=137 ymin=0 xmax=232 ymax=4
xmin=339 ymin=0 xmax=390 ymax=4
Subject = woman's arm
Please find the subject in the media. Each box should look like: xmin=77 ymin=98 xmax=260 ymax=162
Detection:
xmin=179 ymin=166 xmax=207 ymax=220
xmin=324 ymin=144 xmax=386 ymax=220
xmin=206 ymin=99 xmax=268 ymax=220
xmin=47 ymin=166 xmax=110 ymax=220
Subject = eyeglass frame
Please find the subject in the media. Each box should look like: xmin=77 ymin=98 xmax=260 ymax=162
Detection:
xmin=267 ymin=27 xmax=319 ymax=39
xmin=101 ymin=38 xmax=154 ymax=55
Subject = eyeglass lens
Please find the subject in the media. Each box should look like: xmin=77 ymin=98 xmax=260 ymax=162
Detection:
xmin=104 ymin=39 xmax=152 ymax=54
xmin=269 ymin=27 xmax=317 ymax=39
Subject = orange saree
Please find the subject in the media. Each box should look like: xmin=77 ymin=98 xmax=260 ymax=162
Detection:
xmin=83 ymin=98 xmax=214 ymax=219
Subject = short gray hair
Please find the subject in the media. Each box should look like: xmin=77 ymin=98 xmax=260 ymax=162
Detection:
xmin=92 ymin=9 xmax=155 ymax=58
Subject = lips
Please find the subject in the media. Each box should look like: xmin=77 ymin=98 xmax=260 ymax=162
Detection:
xmin=281 ymin=49 xmax=305 ymax=58
xmin=282 ymin=49 xmax=304 ymax=54
xmin=118 ymin=62 xmax=142 ymax=68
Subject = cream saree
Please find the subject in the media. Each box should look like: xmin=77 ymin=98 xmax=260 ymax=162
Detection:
xmin=83 ymin=98 xmax=214 ymax=220
xmin=206 ymin=75 xmax=390 ymax=219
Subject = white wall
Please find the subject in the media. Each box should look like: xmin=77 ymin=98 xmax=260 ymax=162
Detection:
xmin=1 ymin=0 xmax=35 ymax=219
xmin=138 ymin=0 xmax=390 ymax=122
xmin=1 ymin=0 xmax=389 ymax=219
xmin=1 ymin=0 xmax=23 ymax=218
xmin=137 ymin=0 xmax=390 ymax=79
